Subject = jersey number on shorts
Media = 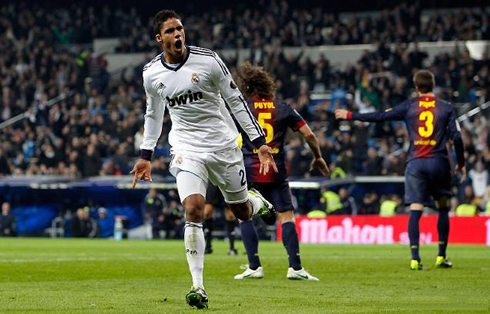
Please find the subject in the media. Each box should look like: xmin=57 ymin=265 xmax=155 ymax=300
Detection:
xmin=418 ymin=111 xmax=434 ymax=138
xmin=239 ymin=169 xmax=246 ymax=186
xmin=258 ymin=113 xmax=274 ymax=143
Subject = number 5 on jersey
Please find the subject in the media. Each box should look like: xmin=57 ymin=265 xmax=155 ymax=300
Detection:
xmin=258 ymin=113 xmax=274 ymax=143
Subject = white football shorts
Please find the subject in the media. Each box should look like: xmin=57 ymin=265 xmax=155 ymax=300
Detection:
xmin=170 ymin=147 xmax=248 ymax=204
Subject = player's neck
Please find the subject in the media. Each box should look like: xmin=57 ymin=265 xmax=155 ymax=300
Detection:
xmin=163 ymin=46 xmax=187 ymax=65
xmin=417 ymin=92 xmax=435 ymax=98
xmin=251 ymin=95 xmax=272 ymax=102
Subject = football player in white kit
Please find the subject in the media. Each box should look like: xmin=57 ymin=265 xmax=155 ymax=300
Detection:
xmin=130 ymin=10 xmax=277 ymax=309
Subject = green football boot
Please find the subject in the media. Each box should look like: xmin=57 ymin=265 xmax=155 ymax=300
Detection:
xmin=186 ymin=286 xmax=209 ymax=309
xmin=249 ymin=188 xmax=276 ymax=225
xmin=435 ymin=256 xmax=453 ymax=268
xmin=410 ymin=259 xmax=423 ymax=270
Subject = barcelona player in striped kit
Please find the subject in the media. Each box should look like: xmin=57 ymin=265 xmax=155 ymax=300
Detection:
xmin=233 ymin=62 xmax=330 ymax=280
xmin=336 ymin=70 xmax=466 ymax=270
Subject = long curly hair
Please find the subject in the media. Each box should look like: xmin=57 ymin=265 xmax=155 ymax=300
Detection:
xmin=236 ymin=62 xmax=276 ymax=99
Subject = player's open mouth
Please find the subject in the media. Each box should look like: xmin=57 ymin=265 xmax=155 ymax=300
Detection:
xmin=175 ymin=40 xmax=183 ymax=51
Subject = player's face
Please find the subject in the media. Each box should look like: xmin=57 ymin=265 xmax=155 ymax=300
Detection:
xmin=156 ymin=18 xmax=185 ymax=57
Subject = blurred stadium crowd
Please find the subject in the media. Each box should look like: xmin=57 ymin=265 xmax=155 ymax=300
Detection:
xmin=0 ymin=1 xmax=489 ymax=219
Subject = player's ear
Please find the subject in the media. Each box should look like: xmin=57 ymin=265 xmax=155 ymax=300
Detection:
xmin=155 ymin=34 xmax=163 ymax=43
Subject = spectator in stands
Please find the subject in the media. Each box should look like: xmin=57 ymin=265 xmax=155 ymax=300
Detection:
xmin=97 ymin=207 xmax=114 ymax=238
xmin=358 ymin=191 xmax=380 ymax=215
xmin=339 ymin=188 xmax=357 ymax=215
xmin=163 ymin=200 xmax=185 ymax=239
xmin=71 ymin=208 xmax=86 ymax=238
xmin=481 ymin=187 xmax=490 ymax=216
xmin=142 ymin=189 xmax=167 ymax=239
xmin=0 ymin=148 xmax=11 ymax=176
xmin=71 ymin=207 xmax=96 ymax=238
xmin=468 ymin=161 xmax=488 ymax=200
xmin=82 ymin=145 xmax=102 ymax=177
xmin=363 ymin=148 xmax=383 ymax=175
xmin=320 ymin=188 xmax=342 ymax=215
xmin=379 ymin=195 xmax=404 ymax=216
xmin=456 ymin=185 xmax=479 ymax=216
xmin=0 ymin=202 xmax=15 ymax=237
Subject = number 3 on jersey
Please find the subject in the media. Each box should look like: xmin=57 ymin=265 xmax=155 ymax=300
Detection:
xmin=258 ymin=113 xmax=274 ymax=143
xmin=418 ymin=111 xmax=434 ymax=138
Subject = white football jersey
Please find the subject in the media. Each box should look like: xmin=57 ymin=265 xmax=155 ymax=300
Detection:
xmin=140 ymin=45 xmax=265 ymax=153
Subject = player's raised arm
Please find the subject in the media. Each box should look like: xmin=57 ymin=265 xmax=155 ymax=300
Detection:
xmin=335 ymin=101 xmax=409 ymax=122
xmin=447 ymin=107 xmax=466 ymax=183
xmin=130 ymin=77 xmax=166 ymax=188
xmin=210 ymin=52 xmax=277 ymax=174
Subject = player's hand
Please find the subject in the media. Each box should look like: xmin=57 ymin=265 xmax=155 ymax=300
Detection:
xmin=335 ymin=109 xmax=349 ymax=120
xmin=310 ymin=157 xmax=330 ymax=176
xmin=257 ymin=145 xmax=278 ymax=175
xmin=130 ymin=159 xmax=152 ymax=188
xmin=455 ymin=164 xmax=466 ymax=184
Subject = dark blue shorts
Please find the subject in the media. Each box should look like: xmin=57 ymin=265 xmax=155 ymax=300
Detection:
xmin=404 ymin=158 xmax=453 ymax=206
xmin=249 ymin=181 xmax=294 ymax=213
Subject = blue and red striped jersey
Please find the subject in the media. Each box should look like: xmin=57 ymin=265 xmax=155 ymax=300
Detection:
xmin=350 ymin=96 xmax=464 ymax=165
xmin=240 ymin=99 xmax=306 ymax=183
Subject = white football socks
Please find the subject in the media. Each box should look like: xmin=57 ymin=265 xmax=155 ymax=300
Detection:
xmin=184 ymin=222 xmax=205 ymax=289
xmin=248 ymin=193 xmax=263 ymax=216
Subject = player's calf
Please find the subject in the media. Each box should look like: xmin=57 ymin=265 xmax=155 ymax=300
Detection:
xmin=408 ymin=207 xmax=423 ymax=263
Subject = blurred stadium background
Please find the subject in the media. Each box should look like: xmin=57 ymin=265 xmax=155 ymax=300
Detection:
xmin=0 ymin=0 xmax=489 ymax=245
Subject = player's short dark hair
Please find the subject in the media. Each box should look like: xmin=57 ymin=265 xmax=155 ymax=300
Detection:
xmin=236 ymin=62 xmax=276 ymax=99
xmin=153 ymin=10 xmax=181 ymax=35
xmin=413 ymin=70 xmax=435 ymax=93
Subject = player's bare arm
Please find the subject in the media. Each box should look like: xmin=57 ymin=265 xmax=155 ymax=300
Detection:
xmin=298 ymin=124 xmax=329 ymax=176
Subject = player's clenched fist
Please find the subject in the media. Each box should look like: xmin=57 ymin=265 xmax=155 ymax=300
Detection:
xmin=335 ymin=109 xmax=349 ymax=120
xmin=257 ymin=145 xmax=278 ymax=175
xmin=130 ymin=159 xmax=152 ymax=188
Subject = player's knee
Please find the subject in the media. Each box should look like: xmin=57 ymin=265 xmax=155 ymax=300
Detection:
xmin=409 ymin=203 xmax=424 ymax=211
xmin=225 ymin=211 xmax=235 ymax=221
xmin=278 ymin=210 xmax=295 ymax=223
xmin=228 ymin=203 xmax=249 ymax=221
xmin=233 ymin=210 xmax=249 ymax=221
xmin=184 ymin=204 xmax=204 ymax=223
xmin=435 ymin=196 xmax=450 ymax=210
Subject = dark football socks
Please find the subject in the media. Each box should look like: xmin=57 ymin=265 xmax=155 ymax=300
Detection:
xmin=408 ymin=210 xmax=423 ymax=261
xmin=226 ymin=220 xmax=235 ymax=251
xmin=282 ymin=222 xmax=302 ymax=271
xmin=203 ymin=218 xmax=213 ymax=250
xmin=240 ymin=220 xmax=261 ymax=270
xmin=437 ymin=208 xmax=450 ymax=258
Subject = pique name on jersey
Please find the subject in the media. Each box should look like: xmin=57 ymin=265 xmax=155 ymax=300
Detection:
xmin=166 ymin=90 xmax=204 ymax=107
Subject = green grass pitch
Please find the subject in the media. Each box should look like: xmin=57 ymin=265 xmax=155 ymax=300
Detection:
xmin=0 ymin=238 xmax=488 ymax=313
